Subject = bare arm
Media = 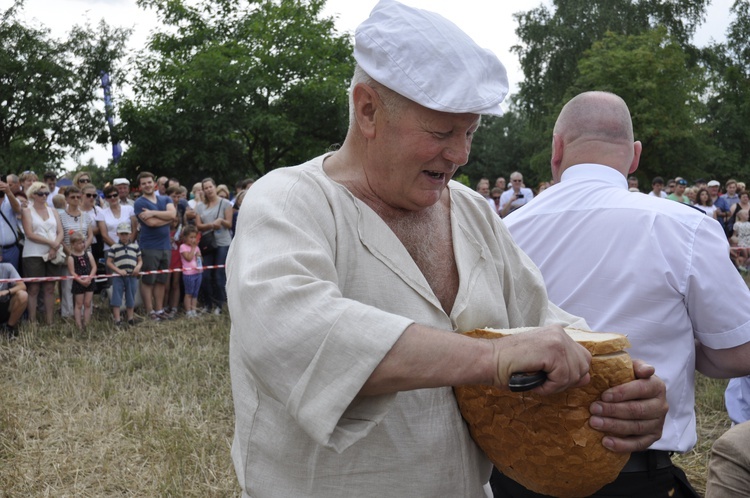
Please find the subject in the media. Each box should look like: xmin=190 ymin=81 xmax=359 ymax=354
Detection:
xmin=360 ymin=323 xmax=592 ymax=397
xmin=696 ymin=341 xmax=750 ymax=378
xmin=98 ymin=220 xmax=116 ymax=247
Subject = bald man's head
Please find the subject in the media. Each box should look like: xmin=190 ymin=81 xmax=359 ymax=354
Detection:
xmin=551 ymin=91 xmax=640 ymax=180
xmin=554 ymin=91 xmax=633 ymax=144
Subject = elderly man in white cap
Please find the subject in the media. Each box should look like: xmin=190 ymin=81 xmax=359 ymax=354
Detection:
xmin=112 ymin=178 xmax=134 ymax=207
xmin=226 ymin=2 xmax=667 ymax=496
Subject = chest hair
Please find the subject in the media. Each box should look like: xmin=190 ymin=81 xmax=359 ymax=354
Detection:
xmin=384 ymin=204 xmax=459 ymax=314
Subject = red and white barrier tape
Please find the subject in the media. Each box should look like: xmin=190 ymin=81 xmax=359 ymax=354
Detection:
xmin=0 ymin=265 xmax=226 ymax=284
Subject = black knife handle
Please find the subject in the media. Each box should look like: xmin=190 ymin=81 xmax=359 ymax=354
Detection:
xmin=509 ymin=371 xmax=547 ymax=392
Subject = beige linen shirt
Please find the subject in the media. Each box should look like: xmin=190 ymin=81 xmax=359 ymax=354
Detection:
xmin=226 ymin=154 xmax=586 ymax=497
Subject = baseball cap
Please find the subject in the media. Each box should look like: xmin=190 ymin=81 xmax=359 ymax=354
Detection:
xmin=116 ymin=222 xmax=131 ymax=234
xmin=677 ymin=179 xmax=688 ymax=186
xmin=354 ymin=0 xmax=508 ymax=116
xmin=707 ymin=180 xmax=721 ymax=187
xmin=113 ymin=178 xmax=130 ymax=186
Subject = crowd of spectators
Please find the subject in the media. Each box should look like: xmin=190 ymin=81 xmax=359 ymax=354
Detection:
xmin=0 ymin=169 xmax=254 ymax=336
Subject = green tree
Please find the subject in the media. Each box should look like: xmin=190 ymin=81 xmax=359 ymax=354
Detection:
xmin=0 ymin=0 xmax=130 ymax=172
xmin=465 ymin=103 xmax=549 ymax=188
xmin=512 ymin=0 xmax=709 ymax=126
xmin=120 ymin=0 xmax=354 ymax=184
xmin=702 ymin=0 xmax=750 ymax=181
xmin=567 ymin=28 xmax=709 ymax=183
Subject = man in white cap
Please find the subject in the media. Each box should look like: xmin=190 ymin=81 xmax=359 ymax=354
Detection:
xmin=226 ymin=2 xmax=667 ymax=496
xmin=504 ymin=91 xmax=750 ymax=497
xmin=113 ymin=178 xmax=134 ymax=207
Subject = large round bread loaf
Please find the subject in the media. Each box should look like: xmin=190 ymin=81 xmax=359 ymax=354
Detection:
xmin=454 ymin=327 xmax=635 ymax=498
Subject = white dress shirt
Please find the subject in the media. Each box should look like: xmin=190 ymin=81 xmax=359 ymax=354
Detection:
xmin=505 ymin=163 xmax=750 ymax=453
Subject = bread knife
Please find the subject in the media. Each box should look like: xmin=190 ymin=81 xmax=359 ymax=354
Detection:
xmin=509 ymin=371 xmax=547 ymax=392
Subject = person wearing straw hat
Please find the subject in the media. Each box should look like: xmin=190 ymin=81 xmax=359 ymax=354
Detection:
xmin=226 ymin=2 xmax=667 ymax=496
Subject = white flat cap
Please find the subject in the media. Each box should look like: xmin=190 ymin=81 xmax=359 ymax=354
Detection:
xmin=354 ymin=0 xmax=508 ymax=116
xmin=113 ymin=178 xmax=130 ymax=186
xmin=707 ymin=180 xmax=720 ymax=187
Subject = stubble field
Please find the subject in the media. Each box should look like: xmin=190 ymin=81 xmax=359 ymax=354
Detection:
xmin=0 ymin=299 xmax=735 ymax=496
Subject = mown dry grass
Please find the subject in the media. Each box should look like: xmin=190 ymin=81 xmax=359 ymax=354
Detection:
xmin=0 ymin=304 xmax=239 ymax=497
xmin=0 ymin=297 xmax=739 ymax=497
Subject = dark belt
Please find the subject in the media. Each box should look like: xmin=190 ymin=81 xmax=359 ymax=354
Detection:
xmin=1 ymin=243 xmax=16 ymax=250
xmin=620 ymin=450 xmax=674 ymax=473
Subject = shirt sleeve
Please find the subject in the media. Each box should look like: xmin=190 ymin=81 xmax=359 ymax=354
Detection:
xmin=227 ymin=172 xmax=412 ymax=451
xmin=688 ymin=217 xmax=750 ymax=349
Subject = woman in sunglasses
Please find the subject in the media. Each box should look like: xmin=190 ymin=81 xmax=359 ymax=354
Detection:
xmin=96 ymin=185 xmax=136 ymax=250
xmin=72 ymin=172 xmax=92 ymax=191
xmin=20 ymin=181 xmax=64 ymax=324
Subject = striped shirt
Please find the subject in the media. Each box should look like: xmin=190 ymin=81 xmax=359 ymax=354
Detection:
xmin=107 ymin=242 xmax=141 ymax=274
xmin=59 ymin=210 xmax=91 ymax=248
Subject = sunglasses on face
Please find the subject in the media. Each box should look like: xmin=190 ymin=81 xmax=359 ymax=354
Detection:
xmin=35 ymin=191 xmax=49 ymax=197
xmin=85 ymin=193 xmax=97 ymax=198
xmin=78 ymin=178 xmax=91 ymax=184
xmin=106 ymin=194 xmax=119 ymax=199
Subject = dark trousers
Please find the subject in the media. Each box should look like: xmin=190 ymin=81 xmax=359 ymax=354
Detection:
xmin=199 ymin=244 xmax=228 ymax=309
xmin=491 ymin=461 xmax=700 ymax=497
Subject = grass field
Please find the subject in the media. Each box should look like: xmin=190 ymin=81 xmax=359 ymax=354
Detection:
xmin=0 ymin=299 xmax=736 ymax=496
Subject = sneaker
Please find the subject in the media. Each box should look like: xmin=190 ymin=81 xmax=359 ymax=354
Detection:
xmin=213 ymin=307 xmax=222 ymax=316
xmin=156 ymin=309 xmax=174 ymax=321
xmin=149 ymin=311 xmax=162 ymax=322
xmin=198 ymin=306 xmax=211 ymax=314
xmin=187 ymin=310 xmax=198 ymax=318
xmin=113 ymin=320 xmax=123 ymax=328
xmin=127 ymin=319 xmax=137 ymax=326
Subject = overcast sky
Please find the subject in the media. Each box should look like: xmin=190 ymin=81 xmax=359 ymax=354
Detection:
xmin=10 ymin=0 xmax=735 ymax=170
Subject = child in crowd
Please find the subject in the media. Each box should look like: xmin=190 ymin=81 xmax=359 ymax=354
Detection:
xmin=732 ymin=210 xmax=750 ymax=272
xmin=67 ymin=231 xmax=96 ymax=330
xmin=106 ymin=222 xmax=142 ymax=327
xmin=179 ymin=225 xmax=202 ymax=318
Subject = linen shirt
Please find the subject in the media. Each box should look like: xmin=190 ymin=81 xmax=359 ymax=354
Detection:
xmin=226 ymin=154 xmax=586 ymax=498
xmin=505 ymin=163 xmax=750 ymax=452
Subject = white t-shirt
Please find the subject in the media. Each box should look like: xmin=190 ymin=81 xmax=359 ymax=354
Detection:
xmin=95 ymin=204 xmax=135 ymax=250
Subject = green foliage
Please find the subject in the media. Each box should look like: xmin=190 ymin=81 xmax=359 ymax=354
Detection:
xmin=512 ymin=0 xmax=709 ymax=126
xmin=466 ymin=105 xmax=552 ymax=188
xmin=569 ymin=27 xmax=710 ymax=183
xmin=120 ymin=0 xmax=354 ymax=185
xmin=701 ymin=0 xmax=750 ymax=181
xmin=0 ymin=0 xmax=130 ymax=172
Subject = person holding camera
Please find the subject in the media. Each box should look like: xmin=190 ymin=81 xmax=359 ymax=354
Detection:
xmin=499 ymin=171 xmax=534 ymax=217
xmin=0 ymin=175 xmax=23 ymax=273
xmin=0 ymin=253 xmax=28 ymax=339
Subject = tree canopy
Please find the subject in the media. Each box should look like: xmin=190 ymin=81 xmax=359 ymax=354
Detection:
xmin=0 ymin=0 xmax=130 ymax=172
xmin=119 ymin=0 xmax=354 ymax=185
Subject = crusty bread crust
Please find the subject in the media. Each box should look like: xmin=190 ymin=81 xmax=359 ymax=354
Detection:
xmin=467 ymin=327 xmax=631 ymax=355
xmin=454 ymin=327 xmax=634 ymax=498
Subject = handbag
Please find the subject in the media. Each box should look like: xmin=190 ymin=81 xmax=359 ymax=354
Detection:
xmin=198 ymin=230 xmax=217 ymax=255
xmin=43 ymin=245 xmax=66 ymax=265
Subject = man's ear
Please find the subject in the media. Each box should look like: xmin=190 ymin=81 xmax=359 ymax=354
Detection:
xmin=550 ymin=134 xmax=564 ymax=181
xmin=629 ymin=141 xmax=642 ymax=174
xmin=352 ymin=83 xmax=380 ymax=139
